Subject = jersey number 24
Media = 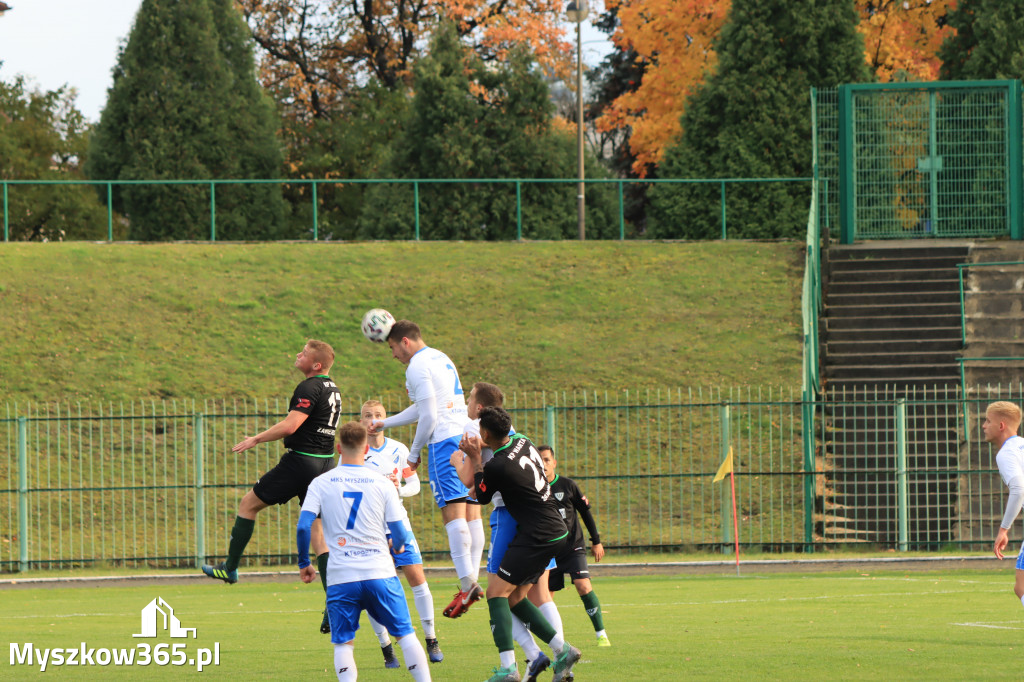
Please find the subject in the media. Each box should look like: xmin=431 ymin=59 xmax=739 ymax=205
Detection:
xmin=519 ymin=446 xmax=547 ymax=493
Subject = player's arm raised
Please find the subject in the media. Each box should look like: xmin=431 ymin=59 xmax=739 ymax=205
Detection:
xmin=373 ymin=402 xmax=419 ymax=433
xmin=234 ymin=410 xmax=308 ymax=453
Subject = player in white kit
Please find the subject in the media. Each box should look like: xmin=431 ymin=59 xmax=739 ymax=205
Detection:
xmin=987 ymin=401 xmax=1024 ymax=606
xmin=358 ymin=399 xmax=443 ymax=666
xmin=367 ymin=320 xmax=482 ymax=616
xmin=297 ymin=422 xmax=431 ymax=682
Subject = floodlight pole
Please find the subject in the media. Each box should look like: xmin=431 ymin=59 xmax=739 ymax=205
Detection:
xmin=566 ymin=1 xmax=588 ymax=241
xmin=575 ymin=20 xmax=585 ymax=241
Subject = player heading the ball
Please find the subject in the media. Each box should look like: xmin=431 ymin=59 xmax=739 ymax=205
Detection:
xmin=367 ymin=320 xmax=482 ymax=614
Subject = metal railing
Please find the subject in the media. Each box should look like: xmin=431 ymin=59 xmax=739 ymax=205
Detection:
xmin=5 ymin=385 xmax=1024 ymax=571
xmin=801 ymin=158 xmax=824 ymax=547
xmin=816 ymin=81 xmax=1024 ymax=243
xmin=2 ymin=389 xmax=810 ymax=570
xmin=0 ymin=177 xmax=811 ymax=243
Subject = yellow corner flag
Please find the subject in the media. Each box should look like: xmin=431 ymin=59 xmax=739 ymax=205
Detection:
xmin=713 ymin=447 xmax=734 ymax=483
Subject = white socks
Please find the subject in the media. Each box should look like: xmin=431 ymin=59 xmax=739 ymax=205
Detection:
xmin=334 ymin=643 xmax=356 ymax=681
xmin=411 ymin=582 xmax=436 ymax=638
xmin=538 ymin=601 xmax=564 ymax=638
xmin=468 ymin=518 xmax=485 ymax=582
xmin=500 ymin=649 xmax=516 ymax=668
xmin=445 ymin=519 xmax=475 ymax=589
xmin=367 ymin=614 xmax=391 ymax=647
xmin=397 ymin=632 xmax=432 ymax=681
xmin=512 ymin=613 xmax=543 ymax=660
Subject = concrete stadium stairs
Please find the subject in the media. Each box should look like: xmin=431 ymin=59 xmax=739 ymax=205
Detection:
xmin=820 ymin=242 xmax=969 ymax=546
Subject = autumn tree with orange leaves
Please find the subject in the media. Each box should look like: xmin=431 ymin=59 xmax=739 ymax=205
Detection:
xmin=595 ymin=0 xmax=727 ymax=176
xmin=236 ymin=0 xmax=575 ymax=121
xmin=597 ymin=0 xmax=953 ymax=177
xmin=648 ymin=0 xmax=868 ymax=239
xmin=858 ymin=0 xmax=954 ymax=82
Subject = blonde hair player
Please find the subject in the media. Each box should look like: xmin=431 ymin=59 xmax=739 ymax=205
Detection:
xmin=357 ymin=399 xmax=443 ymax=666
xmin=203 ymin=340 xmax=341 ymax=638
xmin=987 ymin=401 xmax=1024 ymax=604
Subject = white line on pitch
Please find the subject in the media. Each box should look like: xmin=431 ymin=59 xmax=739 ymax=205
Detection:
xmin=952 ymin=622 xmax=1024 ymax=630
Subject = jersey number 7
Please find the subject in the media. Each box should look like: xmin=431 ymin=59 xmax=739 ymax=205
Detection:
xmin=342 ymin=491 xmax=363 ymax=529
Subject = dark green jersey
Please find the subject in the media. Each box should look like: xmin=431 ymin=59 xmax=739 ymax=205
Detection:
xmin=283 ymin=375 xmax=341 ymax=456
xmin=474 ymin=434 xmax=567 ymax=544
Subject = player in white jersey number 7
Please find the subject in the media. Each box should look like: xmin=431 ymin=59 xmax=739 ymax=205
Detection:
xmin=297 ymin=422 xmax=431 ymax=682
xmin=367 ymin=320 xmax=484 ymax=617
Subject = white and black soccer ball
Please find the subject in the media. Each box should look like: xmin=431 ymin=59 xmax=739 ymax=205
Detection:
xmin=361 ymin=308 xmax=396 ymax=343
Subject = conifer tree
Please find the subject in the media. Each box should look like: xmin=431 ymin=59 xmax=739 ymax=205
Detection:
xmin=87 ymin=0 xmax=285 ymax=240
xmin=649 ymin=0 xmax=869 ymax=239
xmin=359 ymin=22 xmax=615 ymax=240
xmin=939 ymin=0 xmax=1024 ymax=80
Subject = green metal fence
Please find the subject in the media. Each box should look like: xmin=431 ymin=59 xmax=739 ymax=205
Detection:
xmin=4 ymin=385 xmax=1024 ymax=571
xmin=1 ymin=389 xmax=812 ymax=571
xmin=0 ymin=177 xmax=810 ymax=243
xmin=816 ymin=81 xmax=1024 ymax=243
xmin=820 ymin=384 xmax=1024 ymax=549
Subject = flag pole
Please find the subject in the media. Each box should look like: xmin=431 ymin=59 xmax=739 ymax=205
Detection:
xmin=713 ymin=446 xmax=741 ymax=576
xmin=730 ymin=468 xmax=740 ymax=576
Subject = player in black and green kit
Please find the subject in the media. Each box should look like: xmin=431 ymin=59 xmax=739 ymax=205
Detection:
xmin=464 ymin=406 xmax=581 ymax=682
xmin=536 ymin=445 xmax=611 ymax=647
xmin=202 ymin=339 xmax=342 ymax=623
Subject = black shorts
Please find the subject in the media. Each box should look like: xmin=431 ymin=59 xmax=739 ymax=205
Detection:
xmin=548 ymin=548 xmax=590 ymax=592
xmin=496 ymin=534 xmax=568 ymax=586
xmin=252 ymin=451 xmax=334 ymax=506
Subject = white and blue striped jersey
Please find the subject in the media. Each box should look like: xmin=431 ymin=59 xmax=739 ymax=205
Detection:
xmin=404 ymin=346 xmax=469 ymax=444
xmin=301 ymin=463 xmax=406 ymax=586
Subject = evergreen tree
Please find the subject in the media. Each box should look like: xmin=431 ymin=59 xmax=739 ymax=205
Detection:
xmin=939 ymin=0 xmax=1024 ymax=80
xmin=649 ymin=0 xmax=869 ymax=239
xmin=357 ymin=22 xmax=616 ymax=240
xmin=87 ymin=0 xmax=285 ymax=240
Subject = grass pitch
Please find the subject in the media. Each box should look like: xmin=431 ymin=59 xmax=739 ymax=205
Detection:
xmin=4 ymin=568 xmax=1023 ymax=680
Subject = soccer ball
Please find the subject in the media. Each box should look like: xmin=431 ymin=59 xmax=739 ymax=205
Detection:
xmin=361 ymin=309 xmax=395 ymax=343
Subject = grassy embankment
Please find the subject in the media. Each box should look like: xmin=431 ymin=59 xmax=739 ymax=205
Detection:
xmin=0 ymin=241 xmax=803 ymax=405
